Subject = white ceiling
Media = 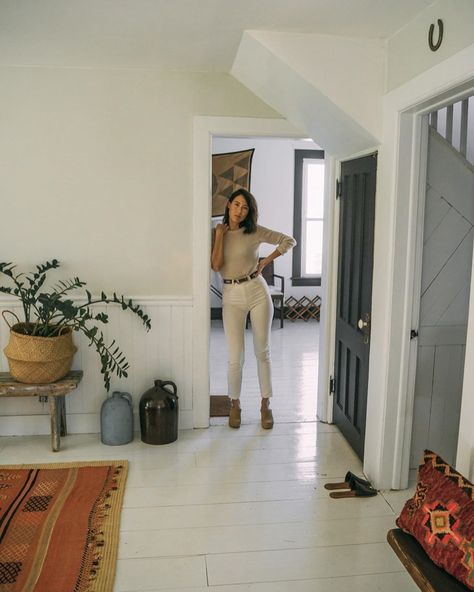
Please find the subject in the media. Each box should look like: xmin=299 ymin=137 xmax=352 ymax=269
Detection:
xmin=1 ymin=0 xmax=435 ymax=71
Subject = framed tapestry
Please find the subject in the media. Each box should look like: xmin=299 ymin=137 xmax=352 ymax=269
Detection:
xmin=212 ymin=148 xmax=254 ymax=217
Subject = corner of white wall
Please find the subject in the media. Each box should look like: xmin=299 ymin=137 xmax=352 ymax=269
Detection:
xmin=364 ymin=42 xmax=474 ymax=489
xmin=231 ymin=31 xmax=382 ymax=157
xmin=387 ymin=0 xmax=474 ymax=92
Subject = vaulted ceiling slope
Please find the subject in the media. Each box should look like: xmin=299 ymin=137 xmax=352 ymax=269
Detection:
xmin=0 ymin=0 xmax=435 ymax=71
xmin=232 ymin=31 xmax=385 ymax=155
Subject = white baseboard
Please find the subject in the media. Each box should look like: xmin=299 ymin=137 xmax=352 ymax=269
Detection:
xmin=0 ymin=296 xmax=197 ymax=436
xmin=0 ymin=408 xmax=194 ymax=438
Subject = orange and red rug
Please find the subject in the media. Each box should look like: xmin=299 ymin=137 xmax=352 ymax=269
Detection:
xmin=0 ymin=460 xmax=128 ymax=592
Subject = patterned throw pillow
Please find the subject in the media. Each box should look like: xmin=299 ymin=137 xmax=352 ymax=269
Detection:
xmin=396 ymin=450 xmax=474 ymax=590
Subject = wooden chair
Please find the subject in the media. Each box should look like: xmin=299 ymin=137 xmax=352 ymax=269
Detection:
xmin=387 ymin=528 xmax=470 ymax=591
xmin=246 ymin=258 xmax=285 ymax=329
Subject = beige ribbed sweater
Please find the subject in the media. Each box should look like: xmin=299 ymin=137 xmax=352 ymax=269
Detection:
xmin=218 ymin=225 xmax=296 ymax=280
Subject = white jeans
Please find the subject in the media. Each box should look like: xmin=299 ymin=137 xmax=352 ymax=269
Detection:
xmin=222 ymin=275 xmax=273 ymax=400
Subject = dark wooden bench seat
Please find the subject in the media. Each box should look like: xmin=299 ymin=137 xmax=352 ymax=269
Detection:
xmin=387 ymin=528 xmax=470 ymax=592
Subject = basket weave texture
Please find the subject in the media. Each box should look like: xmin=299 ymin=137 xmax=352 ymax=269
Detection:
xmin=4 ymin=324 xmax=77 ymax=384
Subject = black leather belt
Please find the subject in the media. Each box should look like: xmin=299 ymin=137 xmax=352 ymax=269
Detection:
xmin=223 ymin=271 xmax=259 ymax=285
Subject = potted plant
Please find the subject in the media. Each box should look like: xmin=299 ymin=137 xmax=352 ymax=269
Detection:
xmin=0 ymin=260 xmax=151 ymax=390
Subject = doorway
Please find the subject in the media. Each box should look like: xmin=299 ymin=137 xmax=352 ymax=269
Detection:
xmin=193 ymin=117 xmax=316 ymax=428
xmin=384 ymin=83 xmax=474 ymax=490
xmin=409 ymin=97 xmax=474 ymax=470
xmin=209 ymin=134 xmax=323 ymax=425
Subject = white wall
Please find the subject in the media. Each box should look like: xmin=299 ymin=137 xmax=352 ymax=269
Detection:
xmin=0 ymin=67 xmax=280 ymax=435
xmin=245 ymin=32 xmax=386 ymax=140
xmin=211 ymin=136 xmax=322 ymax=301
xmin=232 ymin=32 xmax=381 ymax=158
xmin=387 ymin=0 xmax=474 ymax=91
xmin=0 ymin=68 xmax=278 ymax=295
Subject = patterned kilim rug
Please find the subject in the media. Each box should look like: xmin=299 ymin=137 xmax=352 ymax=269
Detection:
xmin=0 ymin=460 xmax=128 ymax=592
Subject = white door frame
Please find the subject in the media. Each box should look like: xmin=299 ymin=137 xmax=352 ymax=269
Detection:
xmin=364 ymin=44 xmax=474 ymax=489
xmin=400 ymin=113 xmax=430 ymax=486
xmin=191 ymin=116 xmax=307 ymax=427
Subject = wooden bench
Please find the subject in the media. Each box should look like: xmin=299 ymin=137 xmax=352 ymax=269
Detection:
xmin=0 ymin=371 xmax=83 ymax=452
xmin=387 ymin=528 xmax=470 ymax=591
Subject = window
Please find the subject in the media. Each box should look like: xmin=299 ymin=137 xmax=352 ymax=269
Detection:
xmin=292 ymin=149 xmax=325 ymax=286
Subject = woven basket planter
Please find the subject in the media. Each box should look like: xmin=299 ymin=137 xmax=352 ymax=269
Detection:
xmin=4 ymin=323 xmax=77 ymax=384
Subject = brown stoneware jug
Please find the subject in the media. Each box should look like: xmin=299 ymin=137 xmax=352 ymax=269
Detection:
xmin=139 ymin=379 xmax=178 ymax=444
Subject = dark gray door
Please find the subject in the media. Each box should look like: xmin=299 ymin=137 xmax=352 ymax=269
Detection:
xmin=333 ymin=154 xmax=377 ymax=460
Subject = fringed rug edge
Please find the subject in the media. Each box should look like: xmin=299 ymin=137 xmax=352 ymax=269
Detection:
xmin=90 ymin=461 xmax=128 ymax=592
xmin=0 ymin=460 xmax=129 ymax=592
xmin=0 ymin=460 xmax=129 ymax=470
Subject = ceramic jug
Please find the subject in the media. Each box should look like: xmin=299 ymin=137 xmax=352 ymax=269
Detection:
xmin=139 ymin=379 xmax=178 ymax=444
xmin=100 ymin=391 xmax=134 ymax=445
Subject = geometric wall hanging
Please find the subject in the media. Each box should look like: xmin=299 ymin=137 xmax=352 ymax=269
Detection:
xmin=211 ymin=148 xmax=254 ymax=217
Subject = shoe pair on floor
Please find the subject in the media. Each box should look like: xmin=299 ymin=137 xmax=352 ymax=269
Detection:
xmin=324 ymin=471 xmax=377 ymax=498
xmin=229 ymin=405 xmax=273 ymax=429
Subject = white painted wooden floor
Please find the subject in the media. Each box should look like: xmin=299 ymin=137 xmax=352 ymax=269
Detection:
xmin=0 ymin=321 xmax=417 ymax=591
xmin=210 ymin=319 xmax=319 ymax=424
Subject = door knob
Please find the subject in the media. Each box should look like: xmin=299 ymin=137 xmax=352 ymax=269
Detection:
xmin=357 ymin=313 xmax=371 ymax=344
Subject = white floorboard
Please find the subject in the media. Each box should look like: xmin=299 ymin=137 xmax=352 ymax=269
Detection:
xmin=0 ymin=321 xmax=417 ymax=591
xmin=210 ymin=319 xmax=319 ymax=424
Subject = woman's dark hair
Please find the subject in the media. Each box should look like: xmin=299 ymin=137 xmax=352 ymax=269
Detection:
xmin=223 ymin=188 xmax=258 ymax=234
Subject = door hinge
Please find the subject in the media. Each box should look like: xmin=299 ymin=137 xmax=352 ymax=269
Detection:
xmin=329 ymin=376 xmax=336 ymax=394
xmin=336 ymin=179 xmax=342 ymax=199
xmin=410 ymin=329 xmax=419 ymax=340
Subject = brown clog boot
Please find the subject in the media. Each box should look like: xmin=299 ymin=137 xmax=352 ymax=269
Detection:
xmin=260 ymin=406 xmax=274 ymax=429
xmin=229 ymin=405 xmax=241 ymax=429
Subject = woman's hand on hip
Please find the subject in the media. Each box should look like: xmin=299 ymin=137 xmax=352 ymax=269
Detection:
xmin=257 ymin=257 xmax=270 ymax=274
xmin=258 ymin=250 xmax=281 ymax=275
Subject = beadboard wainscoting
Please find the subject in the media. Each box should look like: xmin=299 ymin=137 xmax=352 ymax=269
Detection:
xmin=0 ymin=297 xmax=193 ymax=436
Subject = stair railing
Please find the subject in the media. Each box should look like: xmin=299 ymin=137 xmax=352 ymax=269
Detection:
xmin=429 ymin=96 xmax=473 ymax=166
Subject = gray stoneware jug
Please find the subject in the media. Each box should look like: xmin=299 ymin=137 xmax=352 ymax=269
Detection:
xmin=100 ymin=391 xmax=134 ymax=445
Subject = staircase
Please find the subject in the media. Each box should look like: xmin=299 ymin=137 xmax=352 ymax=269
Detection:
xmin=411 ymin=95 xmax=474 ymax=468
xmin=429 ymin=96 xmax=474 ymax=167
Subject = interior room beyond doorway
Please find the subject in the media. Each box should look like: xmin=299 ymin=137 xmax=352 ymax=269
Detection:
xmin=210 ymin=135 xmax=323 ymax=424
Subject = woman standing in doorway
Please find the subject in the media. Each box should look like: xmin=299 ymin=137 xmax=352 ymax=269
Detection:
xmin=211 ymin=189 xmax=296 ymax=429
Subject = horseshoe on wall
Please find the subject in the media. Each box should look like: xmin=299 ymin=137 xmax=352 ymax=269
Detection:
xmin=428 ymin=19 xmax=444 ymax=51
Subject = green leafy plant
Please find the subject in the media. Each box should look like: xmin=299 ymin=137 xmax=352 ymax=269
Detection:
xmin=0 ymin=260 xmax=151 ymax=391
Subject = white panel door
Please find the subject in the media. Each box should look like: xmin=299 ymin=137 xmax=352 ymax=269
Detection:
xmin=410 ymin=128 xmax=474 ymax=468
